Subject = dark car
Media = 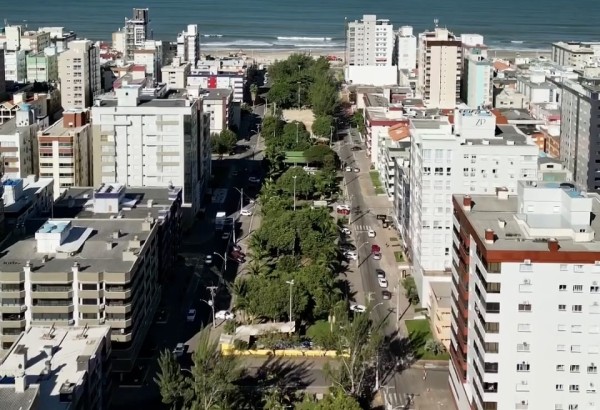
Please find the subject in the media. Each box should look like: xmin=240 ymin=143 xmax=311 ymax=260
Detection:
xmin=230 ymin=250 xmax=246 ymax=259
xmin=376 ymin=269 xmax=386 ymax=279
xmin=231 ymin=244 xmax=243 ymax=253
xmin=382 ymin=290 xmax=392 ymax=300
xmin=351 ymin=146 xmax=362 ymax=151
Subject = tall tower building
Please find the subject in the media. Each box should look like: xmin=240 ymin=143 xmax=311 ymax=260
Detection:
xmin=58 ymin=40 xmax=101 ymax=109
xmin=396 ymin=26 xmax=417 ymax=70
xmin=124 ymin=8 xmax=149 ymax=61
xmin=418 ymin=25 xmax=462 ymax=108
xmin=177 ymin=24 xmax=200 ymax=68
xmin=346 ymin=14 xmax=395 ymax=67
xmin=0 ymin=44 xmax=5 ymax=95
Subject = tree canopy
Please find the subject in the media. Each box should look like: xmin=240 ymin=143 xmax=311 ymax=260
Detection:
xmin=311 ymin=115 xmax=333 ymax=138
xmin=211 ymin=129 xmax=238 ymax=155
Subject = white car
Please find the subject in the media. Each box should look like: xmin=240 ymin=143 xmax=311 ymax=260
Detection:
xmin=345 ymin=166 xmax=352 ymax=172
xmin=240 ymin=209 xmax=253 ymax=216
xmin=350 ymin=304 xmax=366 ymax=313
xmin=186 ymin=309 xmax=196 ymax=322
xmin=373 ymin=252 xmax=382 ymax=260
xmin=215 ymin=310 xmax=235 ymax=320
xmin=378 ymin=277 xmax=389 ymax=288
xmin=173 ymin=343 xmax=186 ymax=357
xmin=248 ymin=176 xmax=260 ymax=183
xmin=204 ymin=254 xmax=213 ymax=265
xmin=336 ymin=204 xmax=351 ymax=211
xmin=344 ymin=250 xmax=358 ymax=260
xmin=340 ymin=227 xmax=351 ymax=235
xmin=367 ymin=229 xmax=376 ymax=238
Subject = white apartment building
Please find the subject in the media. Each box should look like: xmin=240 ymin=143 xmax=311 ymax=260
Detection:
xmin=465 ymin=53 xmax=493 ymax=108
xmin=345 ymin=14 xmax=397 ymax=85
xmin=124 ymin=8 xmax=149 ymax=61
xmin=20 ymin=30 xmax=51 ymax=54
xmin=58 ymin=40 xmax=101 ymax=110
xmin=0 ymin=105 xmax=39 ymax=179
xmin=38 ymin=27 xmax=77 ymax=52
xmin=192 ymin=88 xmax=240 ymax=134
xmin=38 ymin=110 xmax=92 ymax=197
xmin=552 ymin=41 xmax=600 ymax=69
xmin=377 ymin=122 xmax=410 ymax=199
xmin=3 ymin=49 xmax=27 ymax=83
xmin=451 ymin=182 xmax=600 ymax=410
xmin=133 ymin=40 xmax=164 ymax=83
xmin=91 ymin=84 xmax=211 ymax=216
xmin=177 ymin=24 xmax=200 ymax=67
xmin=161 ymin=57 xmax=191 ymax=90
xmin=187 ymin=70 xmax=245 ymax=102
xmin=418 ymin=27 xmax=462 ymax=109
xmin=396 ymin=26 xmax=417 ymax=70
xmin=407 ymin=109 xmax=539 ymax=307
xmin=1 ymin=25 xmax=23 ymax=51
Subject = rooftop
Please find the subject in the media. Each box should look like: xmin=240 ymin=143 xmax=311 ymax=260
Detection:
xmin=3 ymin=177 xmax=53 ymax=215
xmin=455 ymin=181 xmax=600 ymax=253
xmin=95 ymin=98 xmax=188 ymax=108
xmin=202 ymin=88 xmax=233 ymax=101
xmin=364 ymin=93 xmax=389 ymax=108
xmin=0 ymin=326 xmax=109 ymax=410
xmin=41 ymin=114 xmax=89 ymax=136
xmin=0 ymin=117 xmax=17 ymax=135
xmin=430 ymin=282 xmax=451 ymax=309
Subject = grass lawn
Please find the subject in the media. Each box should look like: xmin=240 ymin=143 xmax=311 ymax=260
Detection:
xmin=405 ymin=319 xmax=450 ymax=361
xmin=394 ymin=251 xmax=404 ymax=262
xmin=369 ymin=171 xmax=386 ymax=195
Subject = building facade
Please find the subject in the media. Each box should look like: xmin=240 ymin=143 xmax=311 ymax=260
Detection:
xmin=551 ymin=41 xmax=600 ymax=69
xmin=0 ymin=105 xmax=39 ymax=179
xmin=124 ymin=8 xmax=149 ymax=61
xmin=417 ymin=27 xmax=462 ymax=109
xmin=91 ymin=84 xmax=210 ymax=215
xmin=38 ymin=110 xmax=92 ymax=197
xmin=58 ymin=40 xmax=101 ymax=110
xmin=26 ymin=52 xmax=59 ymax=83
xmin=161 ymin=57 xmax=191 ymax=90
xmin=187 ymin=70 xmax=244 ymax=102
xmin=177 ymin=24 xmax=200 ymax=67
xmin=450 ymin=182 xmax=600 ymax=410
xmin=559 ymin=68 xmax=600 ymax=192
xmin=346 ymin=14 xmax=395 ymax=66
xmin=0 ymin=184 xmax=182 ymax=372
xmin=4 ymin=49 xmax=27 ymax=83
xmin=407 ymin=109 xmax=539 ymax=307
xmin=465 ymin=53 xmax=492 ymax=108
xmin=396 ymin=26 xmax=417 ymax=70
xmin=200 ymin=88 xmax=239 ymax=134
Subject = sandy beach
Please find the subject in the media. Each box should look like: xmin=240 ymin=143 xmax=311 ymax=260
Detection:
xmin=206 ymin=47 xmax=551 ymax=66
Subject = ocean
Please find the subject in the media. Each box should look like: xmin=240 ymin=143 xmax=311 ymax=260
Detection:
xmin=2 ymin=0 xmax=599 ymax=51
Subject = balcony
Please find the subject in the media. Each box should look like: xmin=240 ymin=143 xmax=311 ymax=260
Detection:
xmin=105 ymin=300 xmax=132 ymax=314
xmin=0 ymin=285 xmax=25 ymax=299
xmin=104 ymin=286 xmax=132 ymax=299
xmin=106 ymin=317 xmax=133 ymax=328
xmin=31 ymin=285 xmax=73 ymax=299
xmin=30 ymin=302 xmax=74 ymax=314
xmin=0 ymin=303 xmax=27 ymax=314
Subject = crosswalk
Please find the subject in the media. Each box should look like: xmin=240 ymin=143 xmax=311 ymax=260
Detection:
xmin=354 ymin=225 xmax=371 ymax=232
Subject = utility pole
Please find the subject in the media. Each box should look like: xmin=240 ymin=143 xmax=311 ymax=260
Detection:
xmin=293 ymin=175 xmax=297 ymax=211
xmin=207 ymin=286 xmax=218 ymax=328
xmin=375 ymin=349 xmax=380 ymax=390
xmin=286 ymin=280 xmax=295 ymax=322
xmin=295 ymin=122 xmax=299 ymax=144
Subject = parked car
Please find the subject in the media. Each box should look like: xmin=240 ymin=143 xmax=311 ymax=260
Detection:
xmin=186 ymin=309 xmax=196 ymax=322
xmin=344 ymin=250 xmax=358 ymax=260
xmin=368 ymin=229 xmax=376 ymax=238
xmin=382 ymin=290 xmax=392 ymax=300
xmin=230 ymin=250 xmax=246 ymax=259
xmin=215 ymin=310 xmax=235 ymax=320
xmin=350 ymin=304 xmax=366 ymax=313
xmin=372 ymin=252 xmax=382 ymax=260
xmin=204 ymin=254 xmax=213 ymax=265
xmin=351 ymin=146 xmax=362 ymax=151
xmin=248 ymin=176 xmax=260 ymax=183
xmin=344 ymin=166 xmax=352 ymax=172
xmin=240 ymin=209 xmax=253 ymax=216
xmin=340 ymin=243 xmax=356 ymax=251
xmin=378 ymin=277 xmax=389 ymax=288
xmin=222 ymin=232 xmax=231 ymax=240
xmin=371 ymin=244 xmax=381 ymax=253
xmin=340 ymin=227 xmax=351 ymax=235
xmin=353 ymin=167 xmax=360 ymax=173
xmin=173 ymin=343 xmax=186 ymax=357
xmin=336 ymin=204 xmax=351 ymax=211
xmin=231 ymin=244 xmax=243 ymax=252
xmin=376 ymin=269 xmax=386 ymax=279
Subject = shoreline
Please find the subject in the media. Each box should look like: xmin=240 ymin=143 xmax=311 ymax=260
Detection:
xmin=204 ymin=47 xmax=551 ymax=64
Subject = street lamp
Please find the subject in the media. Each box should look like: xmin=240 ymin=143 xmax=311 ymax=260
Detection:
xmin=285 ymin=280 xmax=295 ymax=322
xmin=201 ymin=285 xmax=218 ymax=328
xmin=292 ymin=175 xmax=297 ymax=211
xmin=213 ymin=251 xmax=227 ymax=272
xmin=295 ymin=121 xmax=299 ymax=144
xmin=297 ymin=81 xmax=301 ymax=108
xmin=233 ymin=187 xmax=244 ymax=216
xmin=356 ymin=241 xmax=369 ymax=264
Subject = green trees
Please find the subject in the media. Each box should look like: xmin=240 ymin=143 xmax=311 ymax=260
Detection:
xmin=304 ymin=145 xmax=338 ymax=169
xmin=154 ymin=329 xmax=242 ymax=409
xmin=311 ymin=115 xmax=333 ymax=138
xmin=277 ymin=167 xmax=314 ymax=199
xmin=211 ymin=129 xmax=238 ymax=155
xmin=309 ymin=77 xmax=338 ymax=117
xmin=402 ymin=276 xmax=420 ymax=305
xmin=250 ymin=83 xmax=258 ymax=105
xmin=424 ymin=339 xmax=446 ymax=356
xmin=294 ymin=391 xmax=362 ymax=410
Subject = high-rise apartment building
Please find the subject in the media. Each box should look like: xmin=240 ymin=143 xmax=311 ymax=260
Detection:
xmin=133 ymin=40 xmax=164 ymax=84
xmin=0 ymin=105 xmax=39 ymax=179
xmin=418 ymin=27 xmax=462 ymax=109
xmin=346 ymin=14 xmax=395 ymax=66
xmin=58 ymin=40 xmax=101 ymax=110
xmin=559 ymin=67 xmax=600 ymax=192
xmin=26 ymin=52 xmax=59 ymax=83
xmin=406 ymin=109 xmax=539 ymax=306
xmin=20 ymin=30 xmax=51 ymax=54
xmin=3 ymin=49 xmax=27 ymax=83
xmin=552 ymin=41 xmax=600 ymax=69
xmin=464 ymin=52 xmax=493 ymax=107
xmin=177 ymin=24 xmax=200 ymax=67
xmin=0 ymin=184 xmax=182 ymax=371
xmin=38 ymin=110 xmax=92 ymax=197
xmin=0 ymin=326 xmax=111 ymax=410
xmin=0 ymin=45 xmax=5 ymax=95
xmin=450 ymin=181 xmax=600 ymax=410
xmin=124 ymin=8 xmax=149 ymax=61
xmin=91 ymin=84 xmax=211 ymax=216
xmin=396 ymin=26 xmax=416 ymax=70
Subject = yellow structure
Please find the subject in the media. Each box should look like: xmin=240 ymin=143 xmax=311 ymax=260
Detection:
xmin=429 ymin=282 xmax=452 ymax=350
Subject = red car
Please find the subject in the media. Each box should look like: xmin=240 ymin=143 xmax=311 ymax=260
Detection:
xmin=371 ymin=244 xmax=381 ymax=253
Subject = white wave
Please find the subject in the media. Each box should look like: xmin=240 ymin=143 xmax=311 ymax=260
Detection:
xmin=511 ymin=40 xmax=524 ymax=44
xmin=202 ymin=40 xmax=274 ymax=48
xmin=276 ymin=36 xmax=333 ymax=42
xmin=203 ymin=34 xmax=223 ymax=38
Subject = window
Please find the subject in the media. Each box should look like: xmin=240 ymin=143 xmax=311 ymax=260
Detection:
xmin=558 ymin=324 xmax=567 ymax=331
xmin=573 ymin=305 xmax=583 ymax=313
xmin=557 ymin=364 xmax=565 ymax=371
xmin=516 ymin=362 xmax=530 ymax=372
xmin=569 ymin=385 xmax=579 ymax=392
xmin=423 ymin=167 xmax=431 ymax=175
xmin=573 ymin=285 xmax=583 ymax=292
xmin=559 ymin=304 xmax=566 ymax=311
xmin=556 ymin=384 xmax=564 ymax=391
xmin=517 ymin=323 xmax=530 ymax=332
xmin=558 ymin=344 xmax=566 ymax=351
xmin=568 ymin=405 xmax=578 ymax=410
xmin=591 ymin=285 xmax=600 ymax=293
xmin=518 ymin=303 xmax=532 ymax=312
xmin=572 ymin=325 xmax=582 ymax=333
xmin=570 ymin=365 xmax=580 ymax=373
xmin=560 ymin=264 xmax=568 ymax=271
xmin=574 ymin=265 xmax=584 ymax=273
xmin=588 ymin=364 xmax=598 ymax=374
xmin=559 ymin=284 xmax=567 ymax=291
xmin=572 ymin=345 xmax=581 ymax=353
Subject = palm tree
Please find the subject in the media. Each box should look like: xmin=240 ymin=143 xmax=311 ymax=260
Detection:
xmin=250 ymin=83 xmax=258 ymax=107
xmin=424 ymin=339 xmax=445 ymax=356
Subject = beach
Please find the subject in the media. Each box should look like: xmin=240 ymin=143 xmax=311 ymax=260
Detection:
xmin=206 ymin=48 xmax=552 ymax=66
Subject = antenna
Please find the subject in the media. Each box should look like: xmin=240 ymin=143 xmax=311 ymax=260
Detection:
xmin=434 ymin=18 xmax=439 ymax=28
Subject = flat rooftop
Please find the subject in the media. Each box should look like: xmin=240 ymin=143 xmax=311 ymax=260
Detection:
xmin=364 ymin=93 xmax=389 ymax=108
xmin=430 ymin=282 xmax=451 ymax=309
xmin=96 ymin=98 xmax=188 ymax=108
xmin=202 ymin=88 xmax=232 ymax=100
xmin=0 ymin=218 xmax=154 ymax=274
xmin=0 ymin=117 xmax=17 ymax=135
xmin=455 ymin=183 xmax=600 ymax=253
xmin=3 ymin=178 xmax=53 ymax=215
xmin=463 ymin=124 xmax=530 ymax=146
xmin=0 ymin=326 xmax=109 ymax=410
xmin=53 ymin=185 xmax=179 ymax=220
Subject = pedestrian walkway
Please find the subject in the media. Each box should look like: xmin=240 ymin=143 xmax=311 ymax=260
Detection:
xmin=354 ymin=224 xmax=371 ymax=232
